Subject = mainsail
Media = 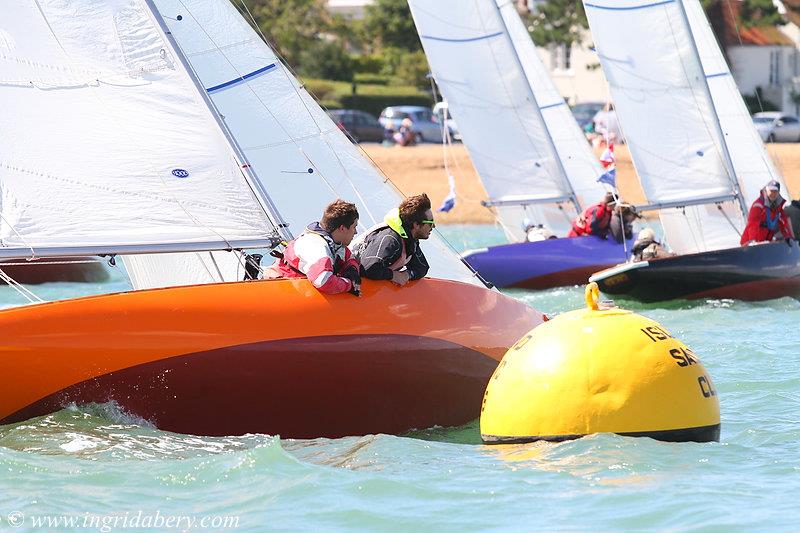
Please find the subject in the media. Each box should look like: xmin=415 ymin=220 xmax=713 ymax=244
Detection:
xmin=124 ymin=0 xmax=479 ymax=289
xmin=0 ymin=0 xmax=277 ymax=259
xmin=583 ymin=0 xmax=785 ymax=254
xmin=408 ymin=0 xmax=607 ymax=242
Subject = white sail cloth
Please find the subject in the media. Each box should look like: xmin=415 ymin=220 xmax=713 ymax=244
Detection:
xmin=0 ymin=0 xmax=274 ymax=256
xmin=583 ymin=0 xmax=781 ymax=254
xmin=408 ymin=0 xmax=606 ymax=242
xmin=124 ymin=0 xmax=479 ymax=288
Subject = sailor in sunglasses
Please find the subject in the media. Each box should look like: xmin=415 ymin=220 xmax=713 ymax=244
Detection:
xmin=352 ymin=193 xmax=434 ymax=287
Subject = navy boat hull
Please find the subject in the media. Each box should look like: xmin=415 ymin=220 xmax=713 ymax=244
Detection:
xmin=589 ymin=240 xmax=800 ymax=302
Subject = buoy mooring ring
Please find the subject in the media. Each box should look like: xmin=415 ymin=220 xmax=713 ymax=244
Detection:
xmin=480 ymin=283 xmax=720 ymax=443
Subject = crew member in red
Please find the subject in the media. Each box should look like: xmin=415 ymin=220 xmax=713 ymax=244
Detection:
xmin=264 ymin=199 xmax=362 ymax=295
xmin=740 ymin=180 xmax=794 ymax=245
xmin=568 ymin=192 xmax=617 ymax=238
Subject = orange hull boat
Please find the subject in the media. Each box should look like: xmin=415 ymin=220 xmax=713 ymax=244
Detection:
xmin=0 ymin=278 xmax=542 ymax=438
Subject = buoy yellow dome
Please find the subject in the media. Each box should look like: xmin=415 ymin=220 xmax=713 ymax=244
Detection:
xmin=480 ymin=283 xmax=720 ymax=443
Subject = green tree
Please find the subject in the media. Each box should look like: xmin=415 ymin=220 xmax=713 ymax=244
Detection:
xmin=524 ymin=0 xmax=588 ymax=48
xmin=739 ymin=0 xmax=783 ymax=28
xmin=245 ymin=0 xmax=330 ymax=68
xmin=298 ymin=40 xmax=355 ymax=82
xmin=363 ymin=0 xmax=422 ymax=52
xmin=392 ymin=50 xmax=430 ymax=87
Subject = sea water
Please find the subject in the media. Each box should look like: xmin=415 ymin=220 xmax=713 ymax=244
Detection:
xmin=1 ymin=225 xmax=799 ymax=531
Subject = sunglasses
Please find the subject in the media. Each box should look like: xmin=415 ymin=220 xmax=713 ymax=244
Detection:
xmin=421 ymin=219 xmax=436 ymax=228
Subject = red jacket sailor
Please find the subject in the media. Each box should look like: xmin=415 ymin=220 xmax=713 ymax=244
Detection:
xmin=568 ymin=192 xmax=617 ymax=238
xmin=740 ymin=180 xmax=794 ymax=245
xmin=264 ymin=199 xmax=362 ymax=295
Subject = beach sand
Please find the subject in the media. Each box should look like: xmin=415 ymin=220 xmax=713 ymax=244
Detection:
xmin=362 ymin=143 xmax=800 ymax=225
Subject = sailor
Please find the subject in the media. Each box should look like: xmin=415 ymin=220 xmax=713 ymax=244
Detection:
xmin=353 ymin=193 xmax=433 ymax=287
xmin=609 ymin=203 xmax=638 ymax=244
xmin=631 ymin=228 xmax=671 ymax=261
xmin=740 ymin=180 xmax=794 ymax=245
xmin=263 ymin=199 xmax=362 ymax=295
xmin=567 ymin=192 xmax=617 ymax=239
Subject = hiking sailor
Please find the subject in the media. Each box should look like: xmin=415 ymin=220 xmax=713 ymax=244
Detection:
xmin=353 ymin=193 xmax=434 ymax=287
xmin=263 ymin=199 xmax=362 ymax=295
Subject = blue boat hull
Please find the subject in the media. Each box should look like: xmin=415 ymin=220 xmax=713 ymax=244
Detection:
xmin=462 ymin=236 xmax=633 ymax=289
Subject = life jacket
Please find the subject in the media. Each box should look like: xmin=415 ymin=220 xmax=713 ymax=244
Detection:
xmin=263 ymin=222 xmax=358 ymax=294
xmin=568 ymin=201 xmax=613 ymax=238
xmin=352 ymin=208 xmax=412 ymax=271
xmin=740 ymin=191 xmax=793 ymax=245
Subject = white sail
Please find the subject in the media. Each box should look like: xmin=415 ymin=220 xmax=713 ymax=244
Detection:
xmin=683 ymin=0 xmax=785 ymax=203
xmin=0 ymin=0 xmax=275 ymax=259
xmin=408 ymin=0 xmax=607 ymax=242
xmin=583 ymin=0 xmax=753 ymax=254
xmin=125 ymin=0 xmax=479 ymax=288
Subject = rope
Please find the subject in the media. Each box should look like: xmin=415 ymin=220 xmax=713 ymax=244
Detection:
xmin=0 ymin=268 xmax=46 ymax=303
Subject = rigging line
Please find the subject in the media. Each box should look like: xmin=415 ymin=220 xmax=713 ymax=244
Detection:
xmin=228 ymin=1 xmax=382 ymax=226
xmin=0 ymin=268 xmax=45 ymax=303
xmin=0 ymin=211 xmax=38 ymax=260
xmin=717 ymin=203 xmax=743 ymax=236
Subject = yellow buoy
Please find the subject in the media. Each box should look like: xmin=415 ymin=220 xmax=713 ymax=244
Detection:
xmin=480 ymin=283 xmax=720 ymax=443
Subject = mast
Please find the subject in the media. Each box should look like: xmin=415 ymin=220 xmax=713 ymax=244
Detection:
xmin=490 ymin=0 xmax=581 ymax=214
xmin=675 ymin=0 xmax=748 ymax=218
xmin=142 ymin=0 xmax=294 ymax=242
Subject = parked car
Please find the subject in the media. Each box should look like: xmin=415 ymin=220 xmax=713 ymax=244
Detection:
xmin=327 ymin=109 xmax=384 ymax=143
xmin=379 ymin=106 xmax=445 ymax=143
xmin=570 ymin=101 xmax=605 ymax=131
xmin=753 ymin=112 xmax=800 ymax=142
xmin=432 ymin=101 xmax=461 ymax=141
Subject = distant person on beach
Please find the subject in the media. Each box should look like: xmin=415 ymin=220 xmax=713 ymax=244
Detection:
xmin=593 ymin=103 xmax=624 ymax=144
xmin=353 ymin=193 xmax=433 ymax=286
xmin=263 ymin=199 xmax=362 ymax=296
xmin=394 ymin=117 xmax=415 ymax=146
xmin=632 ymin=228 xmax=672 ymax=261
xmin=740 ymin=180 xmax=794 ymax=245
xmin=568 ymin=192 xmax=617 ymax=239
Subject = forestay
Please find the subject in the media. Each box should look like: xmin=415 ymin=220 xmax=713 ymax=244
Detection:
xmin=124 ymin=0 xmax=479 ymax=288
xmin=408 ymin=0 xmax=606 ymax=242
xmin=0 ymin=0 xmax=275 ymax=259
xmin=584 ymin=0 xmax=758 ymax=254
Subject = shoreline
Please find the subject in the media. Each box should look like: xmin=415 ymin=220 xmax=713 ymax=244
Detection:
xmin=362 ymin=143 xmax=800 ymax=225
